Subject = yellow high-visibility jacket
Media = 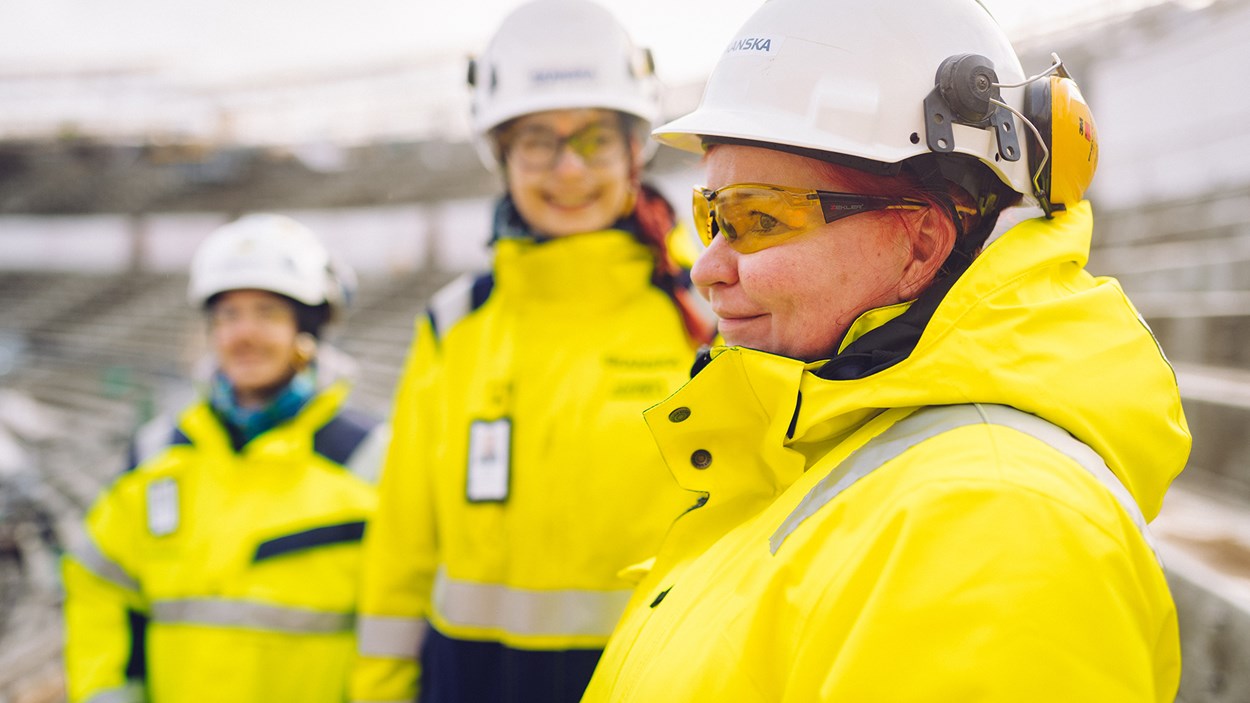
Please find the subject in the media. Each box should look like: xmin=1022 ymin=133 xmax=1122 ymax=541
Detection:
xmin=63 ymin=380 xmax=384 ymax=703
xmin=351 ymin=229 xmax=700 ymax=703
xmin=583 ymin=202 xmax=1192 ymax=702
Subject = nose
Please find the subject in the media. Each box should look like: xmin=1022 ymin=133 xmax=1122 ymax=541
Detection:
xmin=550 ymin=144 xmax=590 ymax=175
xmin=690 ymin=233 xmax=739 ymax=298
xmin=212 ymin=310 xmax=265 ymax=341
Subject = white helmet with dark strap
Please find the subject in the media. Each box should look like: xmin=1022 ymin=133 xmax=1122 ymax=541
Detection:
xmin=468 ymin=0 xmax=661 ymax=170
xmin=188 ymin=214 xmax=355 ymax=318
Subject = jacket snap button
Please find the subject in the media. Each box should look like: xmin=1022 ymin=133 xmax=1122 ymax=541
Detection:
xmin=690 ymin=449 xmax=712 ymax=469
xmin=668 ymin=407 xmax=691 ymax=423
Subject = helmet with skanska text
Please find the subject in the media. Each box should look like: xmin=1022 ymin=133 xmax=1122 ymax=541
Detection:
xmin=655 ymin=0 xmax=1098 ymax=216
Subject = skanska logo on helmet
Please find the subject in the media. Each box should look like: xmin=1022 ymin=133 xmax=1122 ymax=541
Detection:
xmin=531 ymin=68 xmax=596 ymax=84
xmin=726 ymin=37 xmax=776 ymax=54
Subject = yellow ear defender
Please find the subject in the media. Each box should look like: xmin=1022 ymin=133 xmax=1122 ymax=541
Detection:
xmin=927 ymin=52 xmax=1098 ymax=218
xmin=1024 ymin=61 xmax=1099 ymax=216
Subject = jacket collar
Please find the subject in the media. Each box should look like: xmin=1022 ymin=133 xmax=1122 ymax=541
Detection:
xmin=180 ymin=380 xmax=350 ymax=459
xmin=645 ymin=347 xmax=810 ymax=503
xmin=493 ymin=228 xmax=656 ymax=309
xmin=650 ymin=202 xmax=1189 ymax=520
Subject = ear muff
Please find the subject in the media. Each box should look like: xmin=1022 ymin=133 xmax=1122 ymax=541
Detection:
xmin=1024 ymin=72 xmax=1098 ymax=216
xmin=935 ymin=53 xmax=998 ymax=123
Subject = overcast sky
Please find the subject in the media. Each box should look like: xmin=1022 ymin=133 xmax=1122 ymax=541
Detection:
xmin=0 ymin=0 xmax=1170 ymax=86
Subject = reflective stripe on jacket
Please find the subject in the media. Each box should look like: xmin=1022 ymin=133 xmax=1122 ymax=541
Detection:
xmin=63 ymin=381 xmax=381 ymax=703
xmin=352 ymin=230 xmax=700 ymax=703
xmin=583 ymin=202 xmax=1191 ymax=702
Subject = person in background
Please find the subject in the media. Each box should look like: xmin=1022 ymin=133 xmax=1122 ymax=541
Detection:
xmin=582 ymin=0 xmax=1191 ymax=700
xmin=350 ymin=1 xmax=714 ymax=701
xmin=62 ymin=213 xmax=387 ymax=703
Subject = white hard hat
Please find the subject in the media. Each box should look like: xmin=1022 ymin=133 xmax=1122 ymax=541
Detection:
xmin=468 ymin=0 xmax=661 ymax=170
xmin=654 ymin=0 xmax=1036 ymax=204
xmin=188 ymin=214 xmax=355 ymax=316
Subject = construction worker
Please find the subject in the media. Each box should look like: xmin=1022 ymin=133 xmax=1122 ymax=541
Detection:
xmin=350 ymin=1 xmax=713 ymax=701
xmin=582 ymin=0 xmax=1191 ymax=700
xmin=62 ymin=214 xmax=387 ymax=703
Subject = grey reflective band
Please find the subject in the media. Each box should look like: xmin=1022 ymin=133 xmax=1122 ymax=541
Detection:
xmin=84 ymin=687 xmax=141 ymax=703
xmin=427 ymin=273 xmax=477 ymax=338
xmin=357 ymin=615 xmax=428 ymax=658
xmin=131 ymin=414 xmax=177 ymax=468
xmin=345 ymin=424 xmax=391 ymax=483
xmin=67 ymin=532 xmax=140 ymax=594
xmin=151 ymin=599 xmax=354 ymax=634
xmin=433 ymin=568 xmax=631 ymax=638
xmin=771 ymin=404 xmax=1157 ymax=559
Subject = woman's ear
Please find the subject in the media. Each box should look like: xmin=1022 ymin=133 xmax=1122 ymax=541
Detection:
xmin=627 ymin=132 xmax=646 ymax=174
xmin=292 ymin=332 xmax=318 ymax=371
xmin=897 ymin=208 xmax=956 ymax=300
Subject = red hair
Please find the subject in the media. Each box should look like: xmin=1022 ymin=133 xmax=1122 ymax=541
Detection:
xmin=623 ymin=116 xmax=716 ymax=347
xmin=811 ymin=160 xmax=980 ymax=245
xmin=630 ymin=182 xmax=716 ymax=347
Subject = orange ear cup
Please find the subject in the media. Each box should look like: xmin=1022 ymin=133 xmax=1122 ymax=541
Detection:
xmin=1047 ymin=75 xmax=1098 ymax=210
xmin=1026 ymin=72 xmax=1098 ymax=214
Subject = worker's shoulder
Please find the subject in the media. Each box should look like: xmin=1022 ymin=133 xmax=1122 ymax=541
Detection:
xmin=426 ymin=271 xmax=495 ymax=340
xmin=315 ymin=405 xmax=384 ymax=469
xmin=126 ymin=412 xmax=191 ymax=473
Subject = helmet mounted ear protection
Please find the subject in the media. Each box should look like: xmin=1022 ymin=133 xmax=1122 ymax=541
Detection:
xmin=654 ymin=0 xmax=1097 ymax=221
xmin=925 ymin=52 xmax=1098 ymax=217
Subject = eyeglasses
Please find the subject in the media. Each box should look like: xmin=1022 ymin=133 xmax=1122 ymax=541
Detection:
xmin=502 ymin=122 xmax=629 ymax=172
xmin=692 ymin=183 xmax=931 ymax=254
xmin=209 ymin=299 xmax=295 ymax=329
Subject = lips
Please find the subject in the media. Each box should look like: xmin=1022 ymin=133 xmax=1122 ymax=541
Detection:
xmin=223 ymin=347 xmax=274 ymax=367
xmin=713 ymin=308 xmax=765 ymax=322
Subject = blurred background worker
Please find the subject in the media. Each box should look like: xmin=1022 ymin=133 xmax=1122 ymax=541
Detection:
xmin=582 ymin=0 xmax=1191 ymax=700
xmin=350 ymin=1 xmax=714 ymax=701
xmin=61 ymin=214 xmax=387 ymax=703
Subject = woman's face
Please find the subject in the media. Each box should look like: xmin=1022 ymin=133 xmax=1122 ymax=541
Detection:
xmin=691 ymin=145 xmax=948 ymax=362
xmin=501 ymin=108 xmax=638 ymax=237
xmin=208 ymin=289 xmax=302 ymax=406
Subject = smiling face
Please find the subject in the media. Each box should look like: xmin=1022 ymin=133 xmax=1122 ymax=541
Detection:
xmin=691 ymin=145 xmax=954 ymax=362
xmin=208 ymin=289 xmax=303 ymax=406
xmin=500 ymin=108 xmax=639 ymax=237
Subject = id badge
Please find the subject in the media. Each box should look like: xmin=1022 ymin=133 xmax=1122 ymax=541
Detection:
xmin=467 ymin=418 xmax=511 ymax=502
xmin=146 ymin=478 xmax=180 ymax=537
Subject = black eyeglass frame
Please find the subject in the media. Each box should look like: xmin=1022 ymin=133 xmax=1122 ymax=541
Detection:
xmin=499 ymin=121 xmax=630 ymax=172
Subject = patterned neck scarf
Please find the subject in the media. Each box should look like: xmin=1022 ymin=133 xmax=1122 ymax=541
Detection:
xmin=209 ymin=365 xmax=317 ymax=446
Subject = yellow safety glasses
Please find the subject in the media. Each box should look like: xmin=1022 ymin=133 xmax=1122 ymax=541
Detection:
xmin=692 ymin=183 xmax=931 ymax=254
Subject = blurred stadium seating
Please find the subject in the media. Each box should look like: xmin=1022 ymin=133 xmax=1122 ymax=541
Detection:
xmin=1 ymin=2 xmax=1248 ymax=700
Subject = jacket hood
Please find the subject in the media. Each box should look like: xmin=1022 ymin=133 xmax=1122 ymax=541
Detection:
xmin=712 ymin=201 xmax=1189 ymax=520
